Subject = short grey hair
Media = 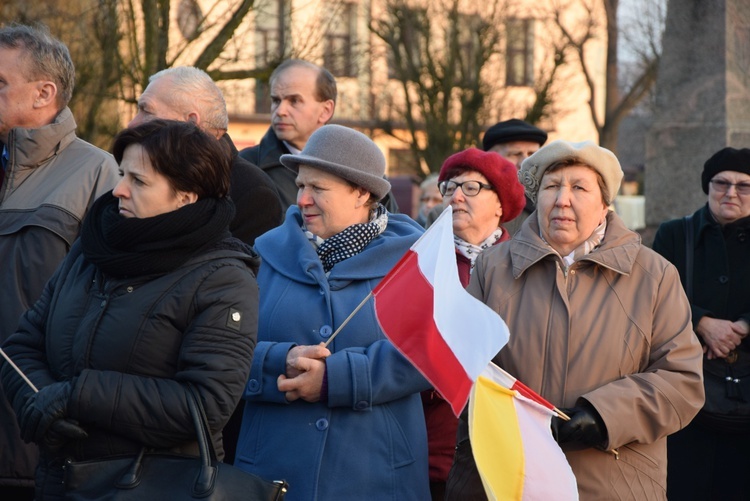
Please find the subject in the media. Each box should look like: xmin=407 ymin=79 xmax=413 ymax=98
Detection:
xmin=149 ymin=66 xmax=228 ymax=132
xmin=0 ymin=24 xmax=75 ymax=109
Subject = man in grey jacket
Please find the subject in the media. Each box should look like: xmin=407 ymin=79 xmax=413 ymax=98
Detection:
xmin=0 ymin=24 xmax=119 ymax=499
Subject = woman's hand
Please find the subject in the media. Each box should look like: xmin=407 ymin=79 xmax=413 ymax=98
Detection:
xmin=285 ymin=344 xmax=330 ymax=378
xmin=278 ymin=356 xmax=327 ymax=402
xmin=696 ymin=317 xmax=744 ymax=359
xmin=278 ymin=344 xmax=330 ymax=402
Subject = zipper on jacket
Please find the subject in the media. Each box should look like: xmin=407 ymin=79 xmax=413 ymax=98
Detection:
xmin=608 ymin=448 xmax=619 ymax=460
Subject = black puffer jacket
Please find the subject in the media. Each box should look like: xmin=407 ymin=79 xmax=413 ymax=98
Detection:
xmin=1 ymin=239 xmax=259 ymax=466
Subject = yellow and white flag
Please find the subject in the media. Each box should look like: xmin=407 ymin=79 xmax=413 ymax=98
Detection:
xmin=469 ymin=363 xmax=579 ymax=500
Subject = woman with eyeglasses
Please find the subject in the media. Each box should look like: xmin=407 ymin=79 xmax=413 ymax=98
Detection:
xmin=422 ymin=147 xmax=525 ymax=500
xmin=653 ymin=147 xmax=750 ymax=500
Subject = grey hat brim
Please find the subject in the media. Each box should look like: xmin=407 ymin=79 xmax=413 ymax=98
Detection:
xmin=281 ymin=153 xmax=391 ymax=201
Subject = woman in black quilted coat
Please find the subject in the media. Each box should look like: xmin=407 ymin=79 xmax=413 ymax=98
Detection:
xmin=1 ymin=120 xmax=260 ymax=500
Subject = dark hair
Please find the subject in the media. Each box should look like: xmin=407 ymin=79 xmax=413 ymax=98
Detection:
xmin=112 ymin=119 xmax=231 ymax=199
xmin=270 ymin=59 xmax=337 ymax=103
xmin=0 ymin=24 xmax=75 ymax=108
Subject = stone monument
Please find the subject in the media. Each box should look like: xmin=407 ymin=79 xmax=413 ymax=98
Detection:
xmin=645 ymin=0 xmax=750 ymax=226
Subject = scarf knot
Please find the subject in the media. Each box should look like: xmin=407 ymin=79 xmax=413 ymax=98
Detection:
xmin=306 ymin=204 xmax=389 ymax=273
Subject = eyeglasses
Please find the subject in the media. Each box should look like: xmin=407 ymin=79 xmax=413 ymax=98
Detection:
xmin=438 ymin=180 xmax=494 ymax=197
xmin=710 ymin=179 xmax=750 ymax=195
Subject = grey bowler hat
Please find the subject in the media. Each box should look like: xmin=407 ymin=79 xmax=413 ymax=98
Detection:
xmin=280 ymin=124 xmax=391 ymax=200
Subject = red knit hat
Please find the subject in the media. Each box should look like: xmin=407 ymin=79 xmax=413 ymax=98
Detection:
xmin=438 ymin=148 xmax=526 ymax=223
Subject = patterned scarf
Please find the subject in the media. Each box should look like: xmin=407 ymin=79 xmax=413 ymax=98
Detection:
xmin=542 ymin=219 xmax=608 ymax=269
xmin=306 ymin=204 xmax=389 ymax=273
xmin=453 ymin=228 xmax=504 ymax=271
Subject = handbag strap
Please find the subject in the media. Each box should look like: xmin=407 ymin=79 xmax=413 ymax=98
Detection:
xmin=116 ymin=384 xmax=218 ymax=496
xmin=186 ymin=383 xmax=221 ymax=497
xmin=683 ymin=215 xmax=694 ymax=302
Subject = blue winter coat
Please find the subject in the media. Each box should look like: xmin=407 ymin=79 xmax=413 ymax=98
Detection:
xmin=235 ymin=207 xmax=431 ymax=500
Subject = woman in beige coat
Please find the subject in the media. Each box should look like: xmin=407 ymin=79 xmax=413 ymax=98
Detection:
xmin=446 ymin=140 xmax=705 ymax=500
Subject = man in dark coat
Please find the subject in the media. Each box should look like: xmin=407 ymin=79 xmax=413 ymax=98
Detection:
xmin=130 ymin=66 xmax=283 ymax=245
xmin=240 ymin=59 xmax=399 ymax=213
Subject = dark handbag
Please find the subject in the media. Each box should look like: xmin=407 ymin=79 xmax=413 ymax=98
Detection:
xmin=683 ymin=216 xmax=750 ymax=433
xmin=63 ymin=385 xmax=288 ymax=500
xmin=699 ymin=353 xmax=750 ymax=433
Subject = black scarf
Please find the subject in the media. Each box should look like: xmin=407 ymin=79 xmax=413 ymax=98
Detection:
xmin=81 ymin=191 xmax=235 ymax=278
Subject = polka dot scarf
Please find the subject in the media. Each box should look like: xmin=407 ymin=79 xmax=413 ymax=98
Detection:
xmin=306 ymin=204 xmax=389 ymax=273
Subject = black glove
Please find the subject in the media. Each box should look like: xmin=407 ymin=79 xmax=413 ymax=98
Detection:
xmin=551 ymin=402 xmax=608 ymax=449
xmin=18 ymin=381 xmax=74 ymax=445
xmin=42 ymin=418 xmax=88 ymax=452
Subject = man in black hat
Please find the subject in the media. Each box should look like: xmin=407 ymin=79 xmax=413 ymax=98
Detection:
xmin=482 ymin=119 xmax=548 ymax=235
xmin=483 ymin=118 xmax=548 ymax=168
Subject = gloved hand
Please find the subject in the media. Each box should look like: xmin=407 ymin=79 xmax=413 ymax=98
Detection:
xmin=18 ymin=381 xmax=74 ymax=445
xmin=551 ymin=402 xmax=608 ymax=449
xmin=42 ymin=418 xmax=88 ymax=452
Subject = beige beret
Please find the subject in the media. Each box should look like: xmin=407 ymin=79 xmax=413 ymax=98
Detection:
xmin=519 ymin=140 xmax=623 ymax=205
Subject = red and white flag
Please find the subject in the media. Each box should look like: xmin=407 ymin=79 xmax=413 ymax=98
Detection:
xmin=372 ymin=207 xmax=509 ymax=416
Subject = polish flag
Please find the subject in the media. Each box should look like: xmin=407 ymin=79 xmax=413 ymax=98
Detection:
xmin=372 ymin=207 xmax=509 ymax=416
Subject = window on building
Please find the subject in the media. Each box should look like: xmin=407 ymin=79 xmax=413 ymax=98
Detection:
xmin=455 ymin=13 xmax=484 ymax=86
xmin=324 ymin=3 xmax=356 ymax=78
xmin=506 ymin=18 xmax=535 ymax=87
xmin=177 ymin=0 xmax=203 ymax=41
xmin=255 ymin=0 xmax=289 ymax=113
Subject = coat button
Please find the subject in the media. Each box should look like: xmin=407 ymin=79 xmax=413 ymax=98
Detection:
xmin=247 ymin=379 xmax=260 ymax=392
xmin=320 ymin=325 xmax=332 ymax=338
xmin=719 ymin=275 xmax=729 ymax=284
xmin=355 ymin=401 xmax=369 ymax=410
xmin=315 ymin=418 xmax=329 ymax=431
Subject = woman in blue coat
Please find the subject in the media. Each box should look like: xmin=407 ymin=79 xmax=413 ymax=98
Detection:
xmin=234 ymin=124 xmax=431 ymax=500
